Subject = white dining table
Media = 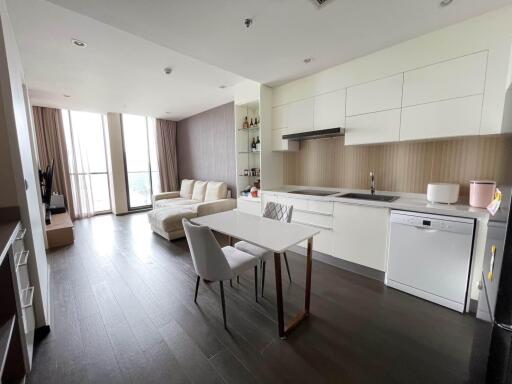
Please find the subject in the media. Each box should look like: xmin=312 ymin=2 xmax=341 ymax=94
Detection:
xmin=192 ymin=210 xmax=319 ymax=338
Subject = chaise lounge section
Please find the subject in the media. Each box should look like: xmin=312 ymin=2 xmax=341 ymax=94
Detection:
xmin=148 ymin=179 xmax=236 ymax=240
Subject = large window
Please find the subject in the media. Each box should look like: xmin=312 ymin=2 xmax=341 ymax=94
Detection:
xmin=121 ymin=114 xmax=160 ymax=209
xmin=62 ymin=110 xmax=112 ymax=216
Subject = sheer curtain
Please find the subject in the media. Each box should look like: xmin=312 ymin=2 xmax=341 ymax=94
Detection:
xmin=62 ymin=111 xmax=110 ymax=218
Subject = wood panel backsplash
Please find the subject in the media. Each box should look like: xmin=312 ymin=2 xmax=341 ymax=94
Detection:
xmin=283 ymin=135 xmax=512 ymax=196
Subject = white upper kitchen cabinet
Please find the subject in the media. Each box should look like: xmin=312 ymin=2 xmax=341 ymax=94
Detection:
xmin=401 ymin=94 xmax=483 ymax=141
xmin=332 ymin=203 xmax=390 ymax=272
xmin=346 ymin=74 xmax=403 ymax=116
xmin=272 ymin=105 xmax=289 ymax=130
xmin=271 ymin=128 xmax=299 ymax=151
xmin=402 ymin=51 xmax=487 ymax=107
xmin=314 ymin=89 xmax=346 ymax=130
xmin=288 ymin=98 xmax=315 ymax=133
xmin=345 ymin=109 xmax=401 ymax=145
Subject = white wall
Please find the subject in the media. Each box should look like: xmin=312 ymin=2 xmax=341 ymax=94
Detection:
xmin=272 ymin=5 xmax=512 ymax=135
xmin=0 ymin=0 xmax=49 ymax=325
xmin=106 ymin=112 xmax=128 ymax=215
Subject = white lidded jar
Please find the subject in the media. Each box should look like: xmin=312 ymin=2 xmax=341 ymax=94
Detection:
xmin=469 ymin=180 xmax=496 ymax=208
xmin=426 ymin=183 xmax=460 ymax=204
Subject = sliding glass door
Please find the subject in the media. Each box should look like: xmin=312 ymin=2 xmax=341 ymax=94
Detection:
xmin=121 ymin=114 xmax=160 ymax=210
xmin=62 ymin=110 xmax=112 ymax=216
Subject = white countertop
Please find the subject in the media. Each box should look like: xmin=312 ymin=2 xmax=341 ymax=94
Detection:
xmin=264 ymin=185 xmax=489 ymax=220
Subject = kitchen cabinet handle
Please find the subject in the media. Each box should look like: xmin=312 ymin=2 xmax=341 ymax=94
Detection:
xmin=15 ymin=228 xmax=26 ymax=241
xmin=413 ymin=226 xmax=438 ymax=233
xmin=21 ymin=286 xmax=34 ymax=309
xmin=488 ymin=245 xmax=496 ymax=281
xmin=292 ymin=219 xmax=332 ymax=230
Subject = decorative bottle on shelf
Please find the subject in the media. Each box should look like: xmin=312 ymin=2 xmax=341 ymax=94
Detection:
xmin=250 ymin=118 xmax=254 ymax=127
xmin=242 ymin=116 xmax=249 ymax=129
xmin=254 ymin=117 xmax=259 ymax=126
xmin=251 ymin=137 xmax=256 ymax=151
xmin=255 ymin=136 xmax=261 ymax=151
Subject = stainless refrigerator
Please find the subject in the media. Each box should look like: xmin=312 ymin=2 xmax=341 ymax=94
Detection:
xmin=471 ymin=186 xmax=512 ymax=383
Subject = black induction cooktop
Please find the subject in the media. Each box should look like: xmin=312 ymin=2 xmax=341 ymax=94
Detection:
xmin=287 ymin=189 xmax=340 ymax=196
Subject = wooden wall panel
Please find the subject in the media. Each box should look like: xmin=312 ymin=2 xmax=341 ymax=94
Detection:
xmin=177 ymin=102 xmax=236 ymax=193
xmin=283 ymin=135 xmax=512 ymax=196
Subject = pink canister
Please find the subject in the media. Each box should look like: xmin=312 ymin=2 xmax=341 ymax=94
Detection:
xmin=469 ymin=180 xmax=496 ymax=208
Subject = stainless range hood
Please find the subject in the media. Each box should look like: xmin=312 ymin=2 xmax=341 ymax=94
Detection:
xmin=282 ymin=127 xmax=345 ymax=141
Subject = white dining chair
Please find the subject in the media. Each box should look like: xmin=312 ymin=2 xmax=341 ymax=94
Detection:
xmin=182 ymin=218 xmax=259 ymax=329
xmin=235 ymin=202 xmax=294 ymax=297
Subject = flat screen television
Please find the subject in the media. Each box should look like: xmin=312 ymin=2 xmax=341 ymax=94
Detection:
xmin=39 ymin=160 xmax=53 ymax=206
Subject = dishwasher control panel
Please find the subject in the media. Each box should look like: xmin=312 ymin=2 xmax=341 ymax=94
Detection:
xmin=390 ymin=211 xmax=474 ymax=234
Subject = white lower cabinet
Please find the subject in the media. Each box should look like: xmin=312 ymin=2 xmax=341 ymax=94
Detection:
xmin=261 ymin=192 xmax=278 ymax=209
xmin=237 ymin=198 xmax=261 ymax=216
xmin=332 ymin=203 xmax=390 ymax=271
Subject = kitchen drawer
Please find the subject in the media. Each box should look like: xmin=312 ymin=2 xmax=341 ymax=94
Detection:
xmin=278 ymin=196 xmax=309 ymax=212
xmin=292 ymin=211 xmax=333 ymax=230
xmin=308 ymin=200 xmax=333 ymax=215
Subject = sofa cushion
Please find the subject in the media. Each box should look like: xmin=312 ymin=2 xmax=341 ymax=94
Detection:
xmin=180 ymin=179 xmax=195 ymax=199
xmin=204 ymin=181 xmax=227 ymax=202
xmin=167 ymin=199 xmax=201 ymax=206
xmin=191 ymin=181 xmax=208 ymax=201
xmin=148 ymin=207 xmax=197 ymax=233
xmin=154 ymin=197 xmax=190 ymax=209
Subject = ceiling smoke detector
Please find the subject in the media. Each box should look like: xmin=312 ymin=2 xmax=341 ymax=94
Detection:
xmin=311 ymin=0 xmax=332 ymax=7
xmin=440 ymin=0 xmax=453 ymax=6
xmin=71 ymin=38 xmax=87 ymax=48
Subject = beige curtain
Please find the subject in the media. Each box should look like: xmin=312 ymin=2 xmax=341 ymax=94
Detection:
xmin=155 ymin=119 xmax=179 ymax=192
xmin=32 ymin=106 xmax=75 ymax=220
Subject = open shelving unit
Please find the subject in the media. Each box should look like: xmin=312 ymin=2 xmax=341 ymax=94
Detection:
xmin=235 ymin=100 xmax=261 ymax=200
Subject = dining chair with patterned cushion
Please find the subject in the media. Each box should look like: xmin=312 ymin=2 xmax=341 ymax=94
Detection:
xmin=235 ymin=201 xmax=294 ymax=297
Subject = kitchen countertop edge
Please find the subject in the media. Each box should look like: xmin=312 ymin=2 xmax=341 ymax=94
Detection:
xmin=263 ymin=186 xmax=489 ymax=220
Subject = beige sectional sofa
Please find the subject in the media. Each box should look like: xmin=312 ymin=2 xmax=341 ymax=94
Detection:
xmin=148 ymin=179 xmax=236 ymax=240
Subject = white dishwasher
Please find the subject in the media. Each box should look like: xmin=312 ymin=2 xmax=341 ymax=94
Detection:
xmin=386 ymin=210 xmax=475 ymax=313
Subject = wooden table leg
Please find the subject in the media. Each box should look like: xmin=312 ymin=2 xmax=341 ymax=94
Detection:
xmin=273 ymin=252 xmax=285 ymax=338
xmin=281 ymin=237 xmax=314 ymax=337
xmin=305 ymin=237 xmax=313 ymax=314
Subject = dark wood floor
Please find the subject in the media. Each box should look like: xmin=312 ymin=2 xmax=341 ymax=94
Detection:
xmin=28 ymin=212 xmax=488 ymax=384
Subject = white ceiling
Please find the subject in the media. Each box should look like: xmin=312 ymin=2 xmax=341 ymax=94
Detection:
xmin=45 ymin=0 xmax=512 ymax=86
xmin=5 ymin=0 xmax=243 ymax=120
xmin=7 ymin=0 xmax=512 ymax=120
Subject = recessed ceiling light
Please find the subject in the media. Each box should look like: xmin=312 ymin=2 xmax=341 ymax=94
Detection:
xmin=244 ymin=18 xmax=253 ymax=28
xmin=164 ymin=67 xmax=173 ymax=75
xmin=303 ymin=57 xmax=313 ymax=64
xmin=165 ymin=112 xmax=171 ymax=114
xmin=71 ymin=38 xmax=87 ymax=48
xmin=63 ymin=94 xmax=71 ymax=98
xmin=440 ymin=0 xmax=453 ymax=7
xmin=219 ymin=85 xmax=227 ymax=89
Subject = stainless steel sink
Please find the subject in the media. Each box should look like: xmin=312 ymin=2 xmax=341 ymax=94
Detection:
xmin=337 ymin=192 xmax=399 ymax=202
